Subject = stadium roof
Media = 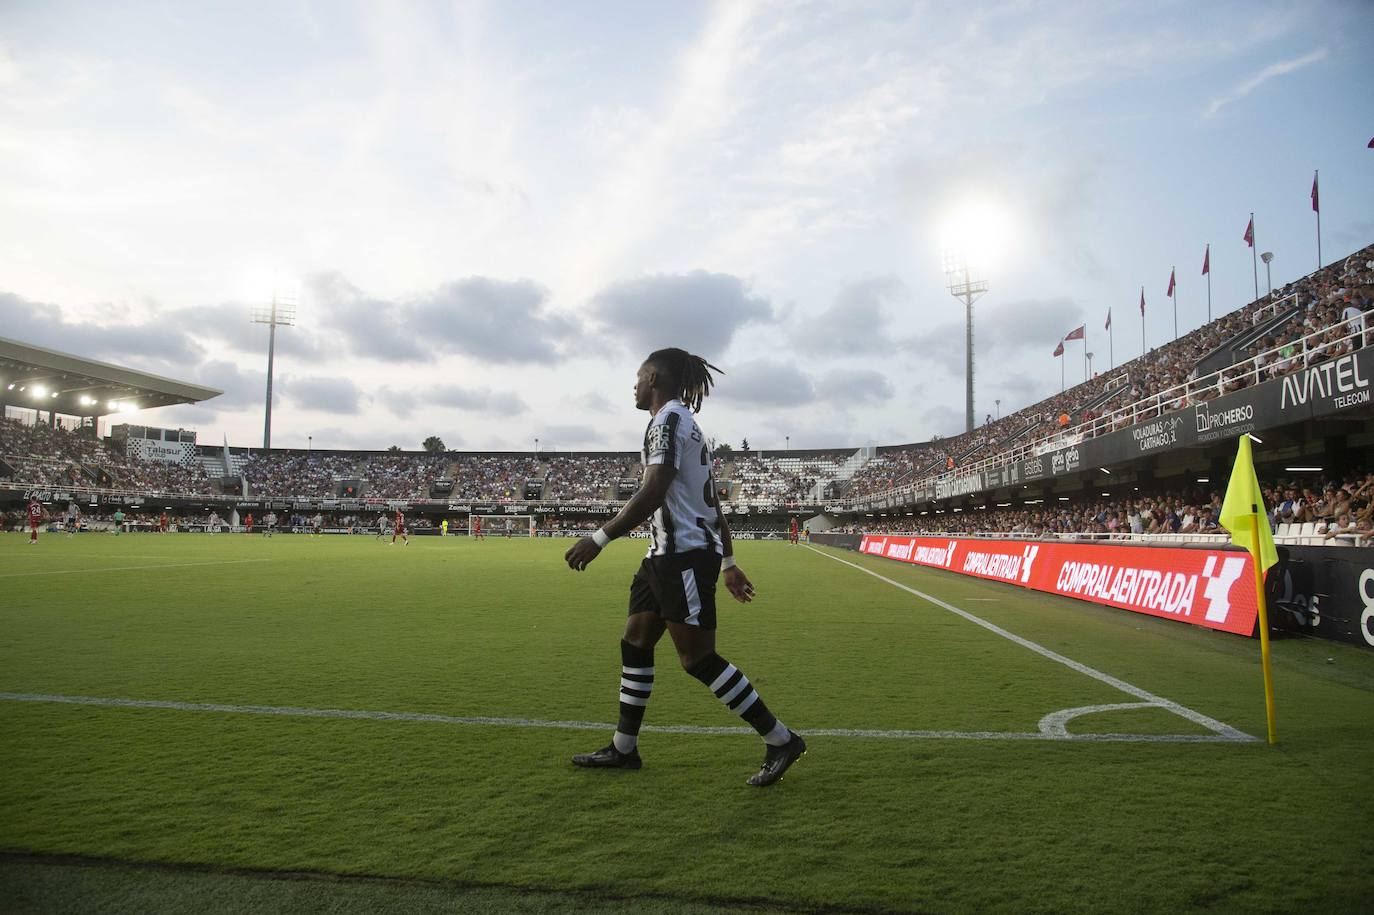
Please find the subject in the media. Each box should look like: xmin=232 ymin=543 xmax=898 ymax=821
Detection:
xmin=0 ymin=335 xmax=222 ymax=416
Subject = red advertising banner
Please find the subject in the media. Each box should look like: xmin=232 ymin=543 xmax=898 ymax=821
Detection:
xmin=859 ymin=535 xmax=1259 ymax=636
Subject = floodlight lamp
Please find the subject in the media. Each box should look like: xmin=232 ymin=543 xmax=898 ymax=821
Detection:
xmin=107 ymin=400 xmax=119 ymax=410
xmin=31 ymin=385 xmax=47 ymax=398
xmin=50 ymin=391 xmax=59 ymax=398
xmin=5 ymin=383 xmax=13 ymax=390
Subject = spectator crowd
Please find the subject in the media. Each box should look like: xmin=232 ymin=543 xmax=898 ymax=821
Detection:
xmin=3 ymin=245 xmax=1369 ymax=512
xmin=839 ymin=471 xmax=1374 ymax=543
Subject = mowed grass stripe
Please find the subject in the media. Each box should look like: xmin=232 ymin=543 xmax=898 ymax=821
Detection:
xmin=0 ymin=558 xmax=271 ymax=577
xmin=803 ymin=545 xmax=1253 ymax=740
xmin=3 ymin=535 xmax=1144 ymax=735
xmin=4 ymin=536 xmax=1373 ymax=913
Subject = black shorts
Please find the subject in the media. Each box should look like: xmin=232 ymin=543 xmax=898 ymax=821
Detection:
xmin=628 ymin=549 xmax=722 ymax=630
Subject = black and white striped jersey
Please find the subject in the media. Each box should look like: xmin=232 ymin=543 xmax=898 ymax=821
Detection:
xmin=641 ymin=399 xmax=722 ymax=557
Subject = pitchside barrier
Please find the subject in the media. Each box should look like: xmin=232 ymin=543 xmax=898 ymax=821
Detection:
xmin=808 ymin=533 xmax=1374 ymax=649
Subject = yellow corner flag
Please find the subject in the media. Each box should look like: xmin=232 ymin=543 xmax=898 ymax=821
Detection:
xmin=1219 ymin=434 xmax=1279 ymax=571
xmin=1218 ymin=434 xmax=1279 ymax=744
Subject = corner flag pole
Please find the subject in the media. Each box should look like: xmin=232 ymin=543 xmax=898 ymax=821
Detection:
xmin=1221 ymin=433 xmax=1280 ymax=745
xmin=1249 ymin=509 xmax=1278 ymax=745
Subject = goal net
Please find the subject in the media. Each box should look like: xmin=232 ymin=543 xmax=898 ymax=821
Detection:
xmin=469 ymin=514 xmax=535 ymax=537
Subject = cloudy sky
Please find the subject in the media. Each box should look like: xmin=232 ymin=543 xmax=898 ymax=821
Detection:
xmin=2 ymin=0 xmax=1371 ymax=452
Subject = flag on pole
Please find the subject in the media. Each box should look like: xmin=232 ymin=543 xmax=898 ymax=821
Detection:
xmin=1105 ymin=308 xmax=1112 ymax=330
xmin=1053 ymin=340 xmax=1064 ymax=357
xmin=1219 ymin=436 xmax=1278 ymax=571
xmin=1311 ymin=171 xmax=1320 ymax=213
xmin=1064 ymin=324 xmax=1085 ymax=341
xmin=1244 ymin=216 xmax=1255 ymax=247
xmin=1167 ymin=268 xmax=1176 ymax=298
xmin=1139 ymin=288 xmax=1145 ymax=315
xmin=1202 ymin=244 xmax=1210 ymax=275
xmin=1218 ymin=434 xmax=1280 ymax=744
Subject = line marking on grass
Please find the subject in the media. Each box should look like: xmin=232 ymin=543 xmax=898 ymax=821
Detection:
xmin=0 ymin=691 xmax=1252 ymax=744
xmin=0 ymin=559 xmax=271 ymax=578
xmin=804 ymin=545 xmax=1258 ymax=743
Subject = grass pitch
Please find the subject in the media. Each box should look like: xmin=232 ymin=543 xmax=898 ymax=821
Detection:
xmin=1 ymin=532 xmax=1372 ymax=913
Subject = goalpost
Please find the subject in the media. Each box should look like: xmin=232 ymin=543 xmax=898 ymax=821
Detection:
xmin=469 ymin=514 xmax=536 ymax=537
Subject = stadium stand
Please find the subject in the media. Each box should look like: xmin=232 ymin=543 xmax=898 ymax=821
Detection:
xmin=2 ymin=243 xmax=1370 ymax=537
xmin=244 ymin=451 xmax=359 ymax=498
xmin=542 ymin=455 xmax=634 ymax=500
xmin=359 ymin=453 xmax=451 ymax=500
xmin=843 ymin=470 xmax=1374 ymax=545
xmin=1 ymin=417 xmax=216 ymax=494
xmin=725 ymin=453 xmax=847 ymax=504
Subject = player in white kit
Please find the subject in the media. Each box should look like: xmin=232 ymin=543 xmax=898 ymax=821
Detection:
xmin=565 ymin=348 xmax=805 ymax=787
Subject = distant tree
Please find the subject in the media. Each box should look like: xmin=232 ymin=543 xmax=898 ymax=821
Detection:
xmin=422 ymin=436 xmax=446 ymax=453
xmin=387 ymin=445 xmax=402 ymax=453
xmin=741 ymin=438 xmax=751 ymax=451
xmin=713 ymin=441 xmax=733 ymax=458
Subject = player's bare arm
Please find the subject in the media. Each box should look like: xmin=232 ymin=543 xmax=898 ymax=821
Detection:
xmin=565 ymin=463 xmax=674 ymax=571
xmin=715 ymin=502 xmax=755 ymax=603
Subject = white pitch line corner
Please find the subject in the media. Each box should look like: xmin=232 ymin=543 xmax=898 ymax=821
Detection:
xmin=805 ymin=545 xmax=1259 ymax=744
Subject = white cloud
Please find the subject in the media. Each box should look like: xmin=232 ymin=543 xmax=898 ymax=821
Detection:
xmin=0 ymin=3 xmax=1365 ymax=452
xmin=1204 ymin=48 xmax=1328 ymax=118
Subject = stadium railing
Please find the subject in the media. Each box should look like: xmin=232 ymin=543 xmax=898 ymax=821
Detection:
xmin=832 ymin=309 xmax=1368 ymax=512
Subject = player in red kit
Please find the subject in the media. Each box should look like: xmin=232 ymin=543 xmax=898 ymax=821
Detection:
xmin=244 ymin=513 xmax=254 ymax=534
xmin=27 ymin=498 xmax=46 ymax=544
xmin=159 ymin=511 xmax=169 ymax=533
xmin=789 ymin=517 xmax=799 ymax=545
xmin=473 ymin=516 xmax=483 ymax=540
xmin=391 ymin=509 xmax=409 ymax=546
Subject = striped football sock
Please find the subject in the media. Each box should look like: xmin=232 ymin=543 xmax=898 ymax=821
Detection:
xmin=687 ymin=653 xmax=790 ymax=746
xmin=613 ymin=639 xmax=654 ymax=753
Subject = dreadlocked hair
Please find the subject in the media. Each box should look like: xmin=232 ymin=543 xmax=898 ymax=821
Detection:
xmin=645 ymin=347 xmax=723 ymax=413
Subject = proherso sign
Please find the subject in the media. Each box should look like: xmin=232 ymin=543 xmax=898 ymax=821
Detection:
xmin=859 ymin=535 xmax=1259 ymax=636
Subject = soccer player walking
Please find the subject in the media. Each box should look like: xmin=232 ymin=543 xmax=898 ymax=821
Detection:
xmin=26 ymin=497 xmax=46 ymax=544
xmin=565 ymin=348 xmax=805 ymax=787
xmin=391 ymin=508 xmax=409 ymax=546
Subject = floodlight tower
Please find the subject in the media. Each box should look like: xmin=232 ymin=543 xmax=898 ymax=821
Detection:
xmin=251 ymin=294 xmax=296 ymax=450
xmin=943 ymin=252 xmax=989 ymax=434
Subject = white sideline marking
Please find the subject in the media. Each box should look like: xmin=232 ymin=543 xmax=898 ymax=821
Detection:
xmin=805 ymin=546 xmax=1258 ymax=743
xmin=0 ymin=692 xmax=1252 ymax=744
xmin=0 ymin=559 xmax=271 ymax=578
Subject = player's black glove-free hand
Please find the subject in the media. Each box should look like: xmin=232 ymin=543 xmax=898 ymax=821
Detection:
xmin=565 ymin=537 xmax=602 ymax=571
